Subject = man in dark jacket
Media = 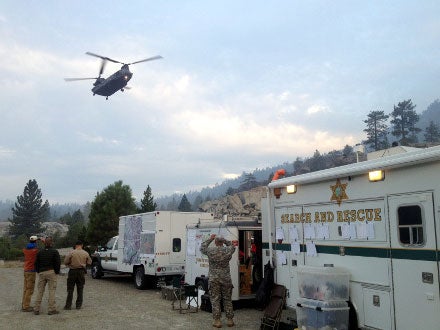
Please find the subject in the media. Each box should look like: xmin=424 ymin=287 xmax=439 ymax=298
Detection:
xmin=33 ymin=237 xmax=61 ymax=315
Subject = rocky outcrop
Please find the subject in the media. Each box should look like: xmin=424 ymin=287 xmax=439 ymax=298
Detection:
xmin=198 ymin=186 xmax=267 ymax=218
xmin=0 ymin=221 xmax=68 ymax=238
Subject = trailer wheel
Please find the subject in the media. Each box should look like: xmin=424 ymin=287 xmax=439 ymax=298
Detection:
xmin=91 ymin=261 xmax=103 ymax=279
xmin=134 ymin=266 xmax=147 ymax=290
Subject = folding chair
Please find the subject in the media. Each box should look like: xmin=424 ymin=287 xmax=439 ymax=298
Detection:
xmin=260 ymin=284 xmax=287 ymax=330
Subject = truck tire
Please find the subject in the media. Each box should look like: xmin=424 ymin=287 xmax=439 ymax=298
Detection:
xmin=134 ymin=266 xmax=147 ymax=290
xmin=91 ymin=261 xmax=103 ymax=279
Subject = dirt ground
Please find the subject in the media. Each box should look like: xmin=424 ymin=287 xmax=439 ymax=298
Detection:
xmin=0 ymin=261 xmax=265 ymax=330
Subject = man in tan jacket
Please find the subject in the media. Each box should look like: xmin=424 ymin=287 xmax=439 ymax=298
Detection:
xmin=63 ymin=240 xmax=92 ymax=310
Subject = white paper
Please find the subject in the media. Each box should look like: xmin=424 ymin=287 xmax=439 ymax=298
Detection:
xmin=291 ymin=242 xmax=301 ymax=255
xmin=342 ymin=223 xmax=350 ymax=239
xmin=276 ymin=250 xmax=287 ymax=265
xmin=304 ymin=224 xmax=316 ymax=239
xmin=317 ymin=224 xmax=330 ymax=240
xmin=357 ymin=222 xmax=367 ymax=239
xmin=276 ymin=227 xmax=285 ymax=241
xmin=186 ymin=229 xmax=197 ymax=256
xmin=367 ymin=221 xmax=375 ymax=239
xmin=349 ymin=222 xmax=357 ymax=239
xmin=289 ymin=225 xmax=299 ymax=241
xmin=306 ymin=241 xmax=317 ymax=256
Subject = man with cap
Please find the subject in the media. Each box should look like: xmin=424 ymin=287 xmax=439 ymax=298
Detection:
xmin=34 ymin=236 xmax=61 ymax=315
xmin=21 ymin=235 xmax=39 ymax=312
xmin=63 ymin=240 xmax=92 ymax=310
xmin=200 ymin=234 xmax=237 ymax=328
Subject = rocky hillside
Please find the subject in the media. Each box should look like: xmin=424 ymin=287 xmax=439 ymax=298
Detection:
xmin=198 ymin=186 xmax=266 ymax=218
xmin=0 ymin=222 xmax=69 ymax=238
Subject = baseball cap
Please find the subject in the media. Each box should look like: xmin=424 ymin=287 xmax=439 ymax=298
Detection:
xmin=30 ymin=235 xmax=38 ymax=242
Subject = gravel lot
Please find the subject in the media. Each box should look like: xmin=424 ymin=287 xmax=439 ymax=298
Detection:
xmin=0 ymin=261 xmax=264 ymax=330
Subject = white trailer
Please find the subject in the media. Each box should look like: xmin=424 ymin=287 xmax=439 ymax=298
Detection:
xmin=262 ymin=145 xmax=440 ymax=330
xmin=91 ymin=211 xmax=213 ymax=289
xmin=185 ymin=216 xmax=262 ymax=302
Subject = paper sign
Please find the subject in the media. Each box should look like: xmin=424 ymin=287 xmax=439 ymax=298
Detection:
xmin=289 ymin=225 xmax=299 ymax=241
xmin=342 ymin=223 xmax=350 ymax=239
xmin=317 ymin=224 xmax=330 ymax=240
xmin=186 ymin=229 xmax=197 ymax=256
xmin=357 ymin=222 xmax=367 ymax=239
xmin=306 ymin=241 xmax=317 ymax=256
xmin=291 ymin=242 xmax=301 ymax=255
xmin=349 ymin=222 xmax=357 ymax=239
xmin=276 ymin=251 xmax=287 ymax=265
xmin=367 ymin=221 xmax=375 ymax=239
xmin=304 ymin=224 xmax=316 ymax=239
xmin=276 ymin=227 xmax=285 ymax=241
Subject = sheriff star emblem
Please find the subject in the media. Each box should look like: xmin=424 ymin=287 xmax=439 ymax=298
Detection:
xmin=330 ymin=179 xmax=348 ymax=206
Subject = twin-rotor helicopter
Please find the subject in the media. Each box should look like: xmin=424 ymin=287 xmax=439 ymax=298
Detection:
xmin=64 ymin=52 xmax=162 ymax=99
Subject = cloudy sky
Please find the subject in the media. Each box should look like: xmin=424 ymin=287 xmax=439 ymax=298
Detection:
xmin=1 ymin=1 xmax=439 ymax=204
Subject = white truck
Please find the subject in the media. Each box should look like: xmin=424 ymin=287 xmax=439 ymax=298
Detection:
xmin=185 ymin=216 xmax=263 ymax=302
xmin=91 ymin=211 xmax=213 ymax=289
xmin=262 ymin=145 xmax=440 ymax=330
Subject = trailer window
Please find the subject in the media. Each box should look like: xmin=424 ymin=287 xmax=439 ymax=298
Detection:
xmin=397 ymin=205 xmax=424 ymax=246
xmin=173 ymin=238 xmax=181 ymax=252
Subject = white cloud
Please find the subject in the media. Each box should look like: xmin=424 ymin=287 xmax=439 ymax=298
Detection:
xmin=307 ymin=104 xmax=330 ymax=115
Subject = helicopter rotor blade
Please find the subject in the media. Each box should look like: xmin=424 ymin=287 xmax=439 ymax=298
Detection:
xmin=128 ymin=55 xmax=163 ymax=65
xmin=99 ymin=59 xmax=107 ymax=76
xmin=64 ymin=77 xmax=99 ymax=82
xmin=85 ymin=52 xmax=122 ymax=64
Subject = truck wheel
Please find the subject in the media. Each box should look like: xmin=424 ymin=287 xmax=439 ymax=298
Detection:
xmin=91 ymin=261 xmax=103 ymax=279
xmin=134 ymin=267 xmax=147 ymax=290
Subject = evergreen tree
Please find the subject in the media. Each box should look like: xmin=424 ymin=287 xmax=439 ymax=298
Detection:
xmin=363 ymin=110 xmax=389 ymax=151
xmin=239 ymin=173 xmax=257 ymax=191
xmin=87 ymin=180 xmax=137 ymax=245
xmin=309 ymin=150 xmax=326 ymax=172
xmin=9 ymin=179 xmax=49 ymax=238
xmin=178 ymin=194 xmax=192 ymax=212
xmin=390 ymin=99 xmax=421 ymax=145
xmin=424 ymin=121 xmax=440 ymax=143
xmin=193 ymin=195 xmax=204 ymax=210
xmin=139 ymin=185 xmax=157 ymax=212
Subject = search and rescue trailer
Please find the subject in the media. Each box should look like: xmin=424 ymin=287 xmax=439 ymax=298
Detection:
xmin=185 ymin=216 xmax=263 ymax=302
xmin=262 ymin=145 xmax=440 ymax=330
xmin=91 ymin=211 xmax=213 ymax=289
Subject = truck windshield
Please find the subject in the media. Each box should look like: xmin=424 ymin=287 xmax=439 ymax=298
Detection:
xmin=106 ymin=237 xmax=116 ymax=250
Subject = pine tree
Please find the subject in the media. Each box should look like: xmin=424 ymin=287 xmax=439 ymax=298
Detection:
xmin=87 ymin=180 xmax=137 ymax=245
xmin=424 ymin=121 xmax=440 ymax=143
xmin=363 ymin=110 xmax=389 ymax=151
xmin=139 ymin=185 xmax=157 ymax=212
xmin=390 ymin=99 xmax=421 ymax=145
xmin=178 ymin=194 xmax=192 ymax=212
xmin=9 ymin=179 xmax=49 ymax=238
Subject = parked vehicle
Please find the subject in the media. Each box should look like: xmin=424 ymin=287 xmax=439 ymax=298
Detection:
xmin=262 ymin=145 xmax=440 ymax=330
xmin=91 ymin=211 xmax=213 ymax=289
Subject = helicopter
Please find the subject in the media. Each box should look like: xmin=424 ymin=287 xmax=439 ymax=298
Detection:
xmin=64 ymin=52 xmax=162 ymax=99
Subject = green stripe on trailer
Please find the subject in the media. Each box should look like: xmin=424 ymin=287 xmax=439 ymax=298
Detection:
xmin=262 ymin=242 xmax=438 ymax=261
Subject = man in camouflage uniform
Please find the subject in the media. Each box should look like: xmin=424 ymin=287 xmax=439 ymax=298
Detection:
xmin=200 ymin=234 xmax=236 ymax=328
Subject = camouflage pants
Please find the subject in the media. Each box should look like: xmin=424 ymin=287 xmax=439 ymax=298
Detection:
xmin=209 ymin=280 xmax=234 ymax=320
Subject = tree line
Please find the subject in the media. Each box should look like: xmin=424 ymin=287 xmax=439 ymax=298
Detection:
xmin=363 ymin=99 xmax=440 ymax=151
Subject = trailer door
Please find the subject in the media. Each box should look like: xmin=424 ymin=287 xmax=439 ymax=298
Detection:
xmin=388 ymin=192 xmax=439 ymax=330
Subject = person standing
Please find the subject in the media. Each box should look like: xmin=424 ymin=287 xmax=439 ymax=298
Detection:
xmin=64 ymin=240 xmax=92 ymax=310
xmin=21 ymin=235 xmax=39 ymax=312
xmin=33 ymin=237 xmax=61 ymax=315
xmin=200 ymin=234 xmax=236 ymax=328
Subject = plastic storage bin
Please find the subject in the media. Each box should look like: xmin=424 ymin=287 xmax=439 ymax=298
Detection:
xmin=296 ymin=298 xmax=349 ymax=330
xmin=297 ymin=266 xmax=350 ymax=301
